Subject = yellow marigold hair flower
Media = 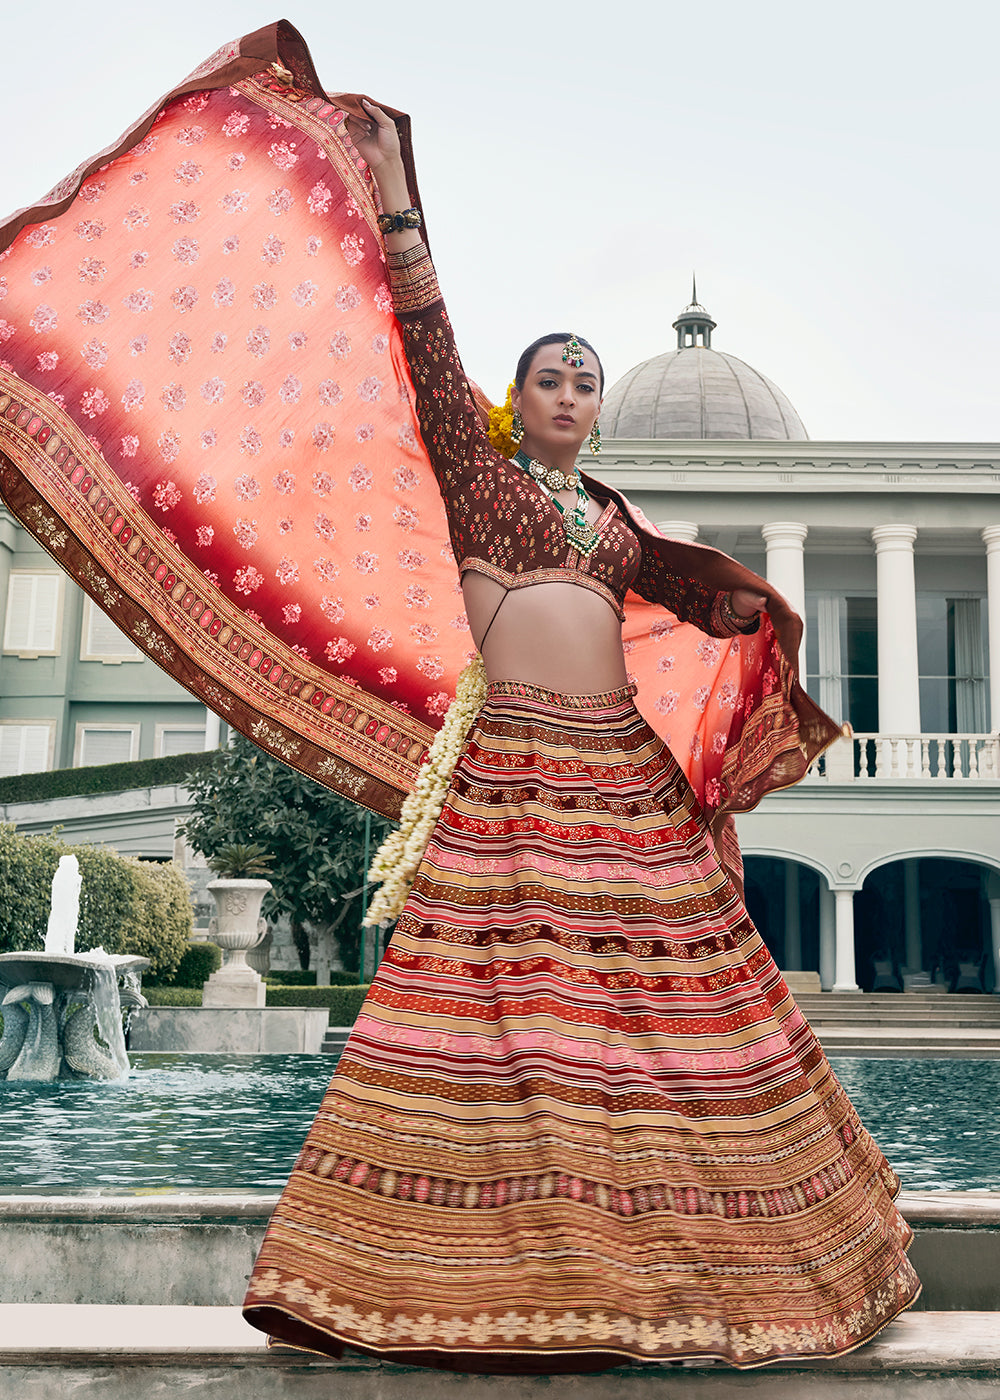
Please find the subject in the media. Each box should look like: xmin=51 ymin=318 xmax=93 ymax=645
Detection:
xmin=486 ymin=382 xmax=519 ymax=458
xmin=363 ymin=653 xmax=488 ymax=927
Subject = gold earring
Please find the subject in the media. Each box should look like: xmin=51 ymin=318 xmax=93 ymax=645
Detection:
xmin=589 ymin=418 xmax=601 ymax=456
xmin=511 ymin=409 xmax=524 ymax=448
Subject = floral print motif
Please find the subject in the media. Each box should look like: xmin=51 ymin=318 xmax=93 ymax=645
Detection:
xmin=307 ymin=181 xmax=332 ymax=214
xmin=153 ymin=479 xmax=181 ymax=510
xmin=79 ymin=387 xmax=110 ymax=418
xmin=233 ymin=566 xmax=263 ymax=595
xmin=192 ymin=473 xmax=217 ymax=505
xmin=30 ymin=304 xmax=58 ymax=333
xmin=234 ymin=474 xmax=260 ymax=500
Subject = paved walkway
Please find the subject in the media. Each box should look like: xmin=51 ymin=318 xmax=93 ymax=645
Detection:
xmin=1 ymin=1308 xmax=998 ymax=1399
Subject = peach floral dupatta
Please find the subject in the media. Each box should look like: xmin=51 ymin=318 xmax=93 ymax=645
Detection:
xmin=0 ymin=22 xmax=473 ymax=817
xmin=0 ymin=21 xmax=839 ymax=831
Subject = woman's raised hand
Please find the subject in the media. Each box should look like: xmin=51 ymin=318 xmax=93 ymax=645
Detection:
xmin=348 ymin=98 xmax=402 ymax=175
xmin=731 ymin=589 xmax=768 ymax=620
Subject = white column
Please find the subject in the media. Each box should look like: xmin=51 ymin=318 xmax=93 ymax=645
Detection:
xmin=783 ymin=863 xmax=801 ymax=971
xmin=871 ymin=525 xmax=920 ymax=733
xmin=833 ymin=889 xmax=859 ymax=991
xmin=656 ymin=520 xmax=699 ymax=542
xmin=762 ymin=522 xmax=808 ymax=660
xmin=204 ymin=708 xmax=221 ymax=750
xmin=982 ymin=526 xmax=1000 ymax=733
xmin=903 ymin=859 xmax=923 ymax=973
xmin=819 ymin=884 xmax=836 ymax=991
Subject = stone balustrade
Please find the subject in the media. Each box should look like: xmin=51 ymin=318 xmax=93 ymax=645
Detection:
xmin=808 ymin=734 xmax=1000 ymax=783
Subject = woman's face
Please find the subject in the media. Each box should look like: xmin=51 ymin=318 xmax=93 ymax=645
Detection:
xmin=512 ymin=345 xmax=602 ymax=460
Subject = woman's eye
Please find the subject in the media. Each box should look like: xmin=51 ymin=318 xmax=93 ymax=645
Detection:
xmin=577 ymin=383 xmax=594 ymax=393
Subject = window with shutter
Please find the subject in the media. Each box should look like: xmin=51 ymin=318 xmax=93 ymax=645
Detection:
xmin=156 ymin=726 xmax=207 ymax=757
xmin=74 ymin=726 xmax=138 ymax=767
xmin=3 ymin=574 xmax=63 ymax=656
xmin=80 ymin=599 xmax=142 ymax=664
xmin=0 ymin=722 xmax=56 ymax=777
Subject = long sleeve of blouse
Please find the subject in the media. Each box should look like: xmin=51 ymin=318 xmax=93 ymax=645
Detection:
xmin=385 ymin=242 xmax=758 ymax=640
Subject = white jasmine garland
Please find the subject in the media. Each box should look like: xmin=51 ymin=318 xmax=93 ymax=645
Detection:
xmin=363 ymin=653 xmax=487 ymax=927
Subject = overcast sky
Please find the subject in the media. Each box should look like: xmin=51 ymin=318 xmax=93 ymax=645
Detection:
xmin=2 ymin=0 xmax=996 ymax=443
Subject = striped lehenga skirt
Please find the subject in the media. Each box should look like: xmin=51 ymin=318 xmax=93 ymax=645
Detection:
xmin=244 ymin=681 xmax=919 ymax=1371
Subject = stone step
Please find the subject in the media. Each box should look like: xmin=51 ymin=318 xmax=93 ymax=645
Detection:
xmin=0 ymin=1307 xmax=996 ymax=1398
xmin=321 ymin=1026 xmax=351 ymax=1055
xmin=806 ymin=1019 xmax=1000 ymax=1030
xmin=814 ymin=1028 xmax=1000 ymax=1058
xmin=797 ymin=995 xmax=1000 ymax=1005
xmin=3 ymin=1192 xmax=998 ymax=1311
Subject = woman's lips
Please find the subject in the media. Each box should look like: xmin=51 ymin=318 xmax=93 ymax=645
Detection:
xmin=553 ymin=415 xmax=575 ymax=425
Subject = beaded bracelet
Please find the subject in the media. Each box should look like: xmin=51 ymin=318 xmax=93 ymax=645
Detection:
xmin=720 ymin=591 xmax=760 ymax=633
xmin=377 ymin=207 xmax=422 ymax=234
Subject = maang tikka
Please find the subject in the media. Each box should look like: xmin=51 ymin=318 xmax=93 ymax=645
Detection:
xmin=561 ymin=333 xmax=585 ymax=369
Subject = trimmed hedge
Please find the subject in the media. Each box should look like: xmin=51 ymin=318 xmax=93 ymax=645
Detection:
xmin=0 ymin=825 xmax=193 ymax=978
xmin=141 ymin=983 xmax=370 ymax=1022
xmin=145 ymin=941 xmax=221 ymax=988
xmin=265 ymin=970 xmax=360 ymax=987
xmin=265 ymin=984 xmax=370 ymax=1023
xmin=143 ymin=987 xmax=202 ymax=1006
xmin=0 ymin=750 xmax=215 ymax=807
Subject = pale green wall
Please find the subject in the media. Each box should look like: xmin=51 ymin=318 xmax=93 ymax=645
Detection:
xmin=0 ymin=512 xmax=204 ymax=770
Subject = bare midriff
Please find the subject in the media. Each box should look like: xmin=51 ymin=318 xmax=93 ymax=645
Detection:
xmin=462 ymin=570 xmax=629 ymax=695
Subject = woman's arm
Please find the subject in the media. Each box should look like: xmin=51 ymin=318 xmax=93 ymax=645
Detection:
xmin=346 ymin=103 xmax=494 ymax=502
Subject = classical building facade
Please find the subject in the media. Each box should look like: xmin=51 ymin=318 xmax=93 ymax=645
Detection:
xmin=1 ymin=290 xmax=998 ymax=990
xmin=599 ymin=292 xmax=1000 ymax=993
xmin=0 ymin=509 xmax=211 ymax=777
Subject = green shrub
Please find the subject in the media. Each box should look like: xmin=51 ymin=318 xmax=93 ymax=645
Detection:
xmin=146 ymin=941 xmax=221 ymax=988
xmin=0 ymin=751 xmax=215 ymax=807
xmin=264 ymin=970 xmax=359 ymax=987
xmin=264 ymin=983 xmax=370 ymax=1023
xmin=142 ymin=986 xmax=202 ymax=1006
xmin=0 ymin=825 xmax=192 ymax=978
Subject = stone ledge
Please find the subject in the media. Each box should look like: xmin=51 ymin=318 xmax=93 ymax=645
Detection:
xmin=0 ymin=1307 xmax=997 ymax=1375
xmin=3 ymin=1190 xmax=997 ymax=1226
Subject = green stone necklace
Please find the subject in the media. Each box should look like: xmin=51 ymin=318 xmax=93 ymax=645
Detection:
xmin=513 ymin=450 xmax=599 ymax=558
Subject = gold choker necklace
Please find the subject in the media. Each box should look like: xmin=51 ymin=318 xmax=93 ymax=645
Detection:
xmin=513 ymin=450 xmax=580 ymax=493
xmin=513 ymin=451 xmax=598 ymax=556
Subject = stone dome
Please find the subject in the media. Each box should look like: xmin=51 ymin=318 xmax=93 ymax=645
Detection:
xmin=601 ymin=289 xmax=808 ymax=441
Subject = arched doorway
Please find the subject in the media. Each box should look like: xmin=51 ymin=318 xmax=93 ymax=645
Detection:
xmin=743 ymin=857 xmax=821 ymax=977
xmin=855 ymin=858 xmax=994 ymax=993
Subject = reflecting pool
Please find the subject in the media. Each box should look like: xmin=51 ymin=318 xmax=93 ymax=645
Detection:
xmin=0 ymin=1054 xmax=996 ymax=1195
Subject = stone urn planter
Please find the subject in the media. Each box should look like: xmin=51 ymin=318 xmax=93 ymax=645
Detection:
xmin=201 ymin=878 xmax=272 ymax=1008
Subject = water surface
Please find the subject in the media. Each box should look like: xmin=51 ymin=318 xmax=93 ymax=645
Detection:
xmin=0 ymin=1053 xmax=996 ymax=1195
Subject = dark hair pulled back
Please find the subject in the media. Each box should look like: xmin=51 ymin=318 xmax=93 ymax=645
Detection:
xmin=514 ymin=333 xmax=605 ymax=395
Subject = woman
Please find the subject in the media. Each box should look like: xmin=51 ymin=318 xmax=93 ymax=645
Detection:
xmin=243 ymin=101 xmax=919 ymax=1371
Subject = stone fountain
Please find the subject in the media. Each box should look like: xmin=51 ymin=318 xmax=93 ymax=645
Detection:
xmin=0 ymin=855 xmax=149 ymax=1081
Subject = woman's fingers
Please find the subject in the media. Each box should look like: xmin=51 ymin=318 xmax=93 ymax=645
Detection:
xmin=361 ymin=97 xmax=393 ymax=129
xmin=732 ymin=588 xmax=768 ymax=618
xmin=350 ymin=98 xmax=402 ymax=166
